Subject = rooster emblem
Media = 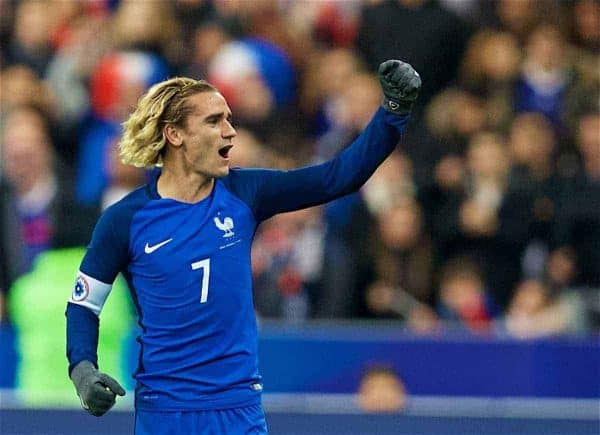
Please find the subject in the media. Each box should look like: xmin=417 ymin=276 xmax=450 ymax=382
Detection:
xmin=213 ymin=216 xmax=235 ymax=238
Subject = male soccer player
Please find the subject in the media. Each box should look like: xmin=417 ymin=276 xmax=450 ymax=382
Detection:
xmin=66 ymin=59 xmax=420 ymax=434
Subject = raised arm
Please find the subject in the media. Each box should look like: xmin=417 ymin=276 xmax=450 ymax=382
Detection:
xmin=226 ymin=60 xmax=421 ymax=222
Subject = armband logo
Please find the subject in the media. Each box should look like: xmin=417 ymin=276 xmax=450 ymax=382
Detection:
xmin=72 ymin=275 xmax=90 ymax=302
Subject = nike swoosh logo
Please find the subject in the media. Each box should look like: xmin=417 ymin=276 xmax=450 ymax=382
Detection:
xmin=144 ymin=238 xmax=173 ymax=254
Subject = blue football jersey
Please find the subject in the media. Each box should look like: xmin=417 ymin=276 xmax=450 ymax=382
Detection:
xmin=66 ymin=108 xmax=409 ymax=411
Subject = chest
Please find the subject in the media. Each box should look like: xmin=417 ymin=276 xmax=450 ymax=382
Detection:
xmin=128 ymin=190 xmax=256 ymax=282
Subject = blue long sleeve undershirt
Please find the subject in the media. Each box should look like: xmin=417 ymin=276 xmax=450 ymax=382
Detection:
xmin=66 ymin=303 xmax=100 ymax=374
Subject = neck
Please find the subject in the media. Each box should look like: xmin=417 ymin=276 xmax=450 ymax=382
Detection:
xmin=157 ymin=165 xmax=214 ymax=203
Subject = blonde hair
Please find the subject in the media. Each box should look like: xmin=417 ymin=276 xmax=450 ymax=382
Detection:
xmin=119 ymin=77 xmax=217 ymax=168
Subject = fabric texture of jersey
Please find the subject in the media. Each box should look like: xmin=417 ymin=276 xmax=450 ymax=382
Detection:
xmin=66 ymin=108 xmax=409 ymax=412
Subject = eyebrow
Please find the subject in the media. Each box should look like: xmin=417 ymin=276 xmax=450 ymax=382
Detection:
xmin=203 ymin=111 xmax=233 ymax=123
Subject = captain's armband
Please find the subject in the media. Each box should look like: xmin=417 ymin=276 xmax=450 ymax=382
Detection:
xmin=69 ymin=271 xmax=112 ymax=316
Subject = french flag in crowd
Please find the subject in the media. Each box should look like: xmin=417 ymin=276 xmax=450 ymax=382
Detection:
xmin=90 ymin=51 xmax=169 ymax=120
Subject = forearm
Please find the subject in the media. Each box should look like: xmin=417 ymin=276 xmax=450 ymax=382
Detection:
xmin=252 ymin=109 xmax=409 ymax=219
xmin=67 ymin=302 xmax=125 ymax=416
xmin=322 ymin=108 xmax=409 ymax=195
xmin=66 ymin=302 xmax=99 ymax=375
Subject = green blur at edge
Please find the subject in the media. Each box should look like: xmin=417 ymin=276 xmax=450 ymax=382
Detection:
xmin=7 ymin=247 xmax=135 ymax=407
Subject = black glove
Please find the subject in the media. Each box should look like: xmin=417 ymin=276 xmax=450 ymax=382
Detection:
xmin=70 ymin=360 xmax=126 ymax=417
xmin=378 ymin=60 xmax=421 ymax=115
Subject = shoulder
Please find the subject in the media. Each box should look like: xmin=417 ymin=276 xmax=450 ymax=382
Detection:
xmin=220 ymin=168 xmax=274 ymax=215
xmin=103 ymin=185 xmax=152 ymax=221
xmin=222 ymin=167 xmax=282 ymax=194
xmin=221 ymin=167 xmax=246 ymax=187
xmin=94 ymin=185 xmax=152 ymax=239
xmin=221 ymin=168 xmax=265 ymax=192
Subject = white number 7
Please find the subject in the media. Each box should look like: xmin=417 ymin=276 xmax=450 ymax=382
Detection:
xmin=191 ymin=258 xmax=210 ymax=303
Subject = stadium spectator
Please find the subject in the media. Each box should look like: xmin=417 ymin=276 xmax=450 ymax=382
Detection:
xmin=515 ymin=24 xmax=573 ymax=130
xmin=368 ymin=198 xmax=434 ymax=306
xmin=207 ymin=37 xmax=302 ymax=153
xmin=101 ymin=143 xmax=146 ymax=210
xmin=252 ymin=207 xmax=324 ymax=321
xmin=501 ymin=279 xmax=586 ymax=338
xmin=480 ymin=0 xmax=553 ymax=45
xmin=1 ymin=105 xmax=97 ymax=274
xmin=507 ymin=113 xmax=563 ymax=279
xmin=181 ymin=22 xmax=231 ymax=80
xmin=408 ymin=87 xmax=487 ymax=187
xmin=357 ymin=365 xmax=408 ymax=413
xmin=4 ymin=0 xmax=56 ymax=76
xmin=172 ymin=0 xmax=216 ymax=45
xmin=550 ymin=112 xmax=600 ymax=288
xmin=75 ymin=50 xmax=169 ymax=206
xmin=364 ymin=277 xmax=440 ymax=334
xmin=300 ymin=48 xmax=365 ymax=136
xmin=437 ymin=256 xmax=498 ymax=333
xmin=567 ymin=0 xmax=600 ymax=53
xmin=45 ymin=13 xmax=110 ymax=132
xmin=362 ymin=151 xmax=416 ymax=215
xmin=459 ymin=30 xmax=522 ymax=131
xmin=433 ymin=132 xmax=531 ymax=307
xmin=235 ymin=0 xmax=316 ymax=66
xmin=109 ymin=0 xmax=182 ymax=69
xmin=0 ymin=65 xmax=54 ymax=115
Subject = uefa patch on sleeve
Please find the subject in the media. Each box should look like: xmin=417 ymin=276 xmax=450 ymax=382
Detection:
xmin=72 ymin=275 xmax=90 ymax=302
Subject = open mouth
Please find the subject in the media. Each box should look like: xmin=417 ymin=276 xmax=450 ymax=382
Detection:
xmin=218 ymin=144 xmax=233 ymax=159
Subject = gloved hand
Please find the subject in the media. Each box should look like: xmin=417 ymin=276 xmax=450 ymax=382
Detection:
xmin=70 ymin=360 xmax=126 ymax=417
xmin=378 ymin=60 xmax=421 ymax=115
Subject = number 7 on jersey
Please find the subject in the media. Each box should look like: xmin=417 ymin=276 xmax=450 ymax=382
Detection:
xmin=191 ymin=258 xmax=211 ymax=303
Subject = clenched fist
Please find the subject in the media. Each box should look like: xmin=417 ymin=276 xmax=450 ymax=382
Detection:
xmin=378 ymin=60 xmax=421 ymax=115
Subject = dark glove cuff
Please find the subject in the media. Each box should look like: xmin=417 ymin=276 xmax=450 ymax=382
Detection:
xmin=70 ymin=360 xmax=97 ymax=389
xmin=382 ymin=96 xmax=413 ymax=115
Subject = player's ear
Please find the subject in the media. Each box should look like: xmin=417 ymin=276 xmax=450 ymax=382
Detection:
xmin=164 ymin=124 xmax=183 ymax=147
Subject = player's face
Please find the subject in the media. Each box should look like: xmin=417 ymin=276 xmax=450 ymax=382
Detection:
xmin=178 ymin=91 xmax=237 ymax=179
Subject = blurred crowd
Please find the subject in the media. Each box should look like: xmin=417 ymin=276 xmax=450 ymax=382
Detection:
xmin=1 ymin=0 xmax=599 ymax=345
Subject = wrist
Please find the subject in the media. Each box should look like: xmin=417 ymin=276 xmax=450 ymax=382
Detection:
xmin=70 ymin=360 xmax=97 ymax=384
xmin=382 ymin=96 xmax=413 ymax=115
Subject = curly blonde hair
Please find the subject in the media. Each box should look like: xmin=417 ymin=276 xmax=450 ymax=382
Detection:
xmin=119 ymin=77 xmax=217 ymax=168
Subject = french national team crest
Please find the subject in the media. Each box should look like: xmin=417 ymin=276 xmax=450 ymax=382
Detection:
xmin=72 ymin=275 xmax=90 ymax=302
xmin=213 ymin=215 xmax=235 ymax=238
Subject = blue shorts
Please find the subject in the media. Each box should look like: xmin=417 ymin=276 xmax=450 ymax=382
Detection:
xmin=134 ymin=405 xmax=268 ymax=435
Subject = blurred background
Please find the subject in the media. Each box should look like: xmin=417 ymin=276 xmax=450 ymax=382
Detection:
xmin=0 ymin=0 xmax=598 ymax=434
